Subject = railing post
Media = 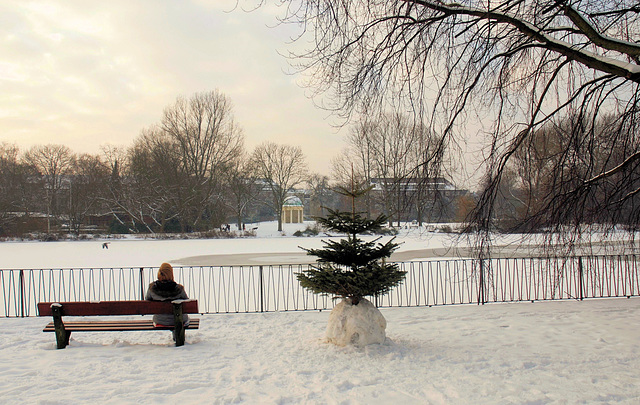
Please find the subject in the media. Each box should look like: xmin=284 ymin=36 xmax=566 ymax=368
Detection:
xmin=259 ymin=265 xmax=264 ymax=313
xmin=478 ymin=259 xmax=485 ymax=305
xmin=6 ymin=255 xmax=639 ymax=318
xmin=578 ymin=256 xmax=584 ymax=301
xmin=140 ymin=267 xmax=145 ymax=300
xmin=19 ymin=269 xmax=25 ymax=317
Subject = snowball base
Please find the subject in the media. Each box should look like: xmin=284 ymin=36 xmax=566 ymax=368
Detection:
xmin=325 ymin=298 xmax=387 ymax=347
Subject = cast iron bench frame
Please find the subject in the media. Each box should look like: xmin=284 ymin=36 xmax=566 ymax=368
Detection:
xmin=37 ymin=300 xmax=200 ymax=349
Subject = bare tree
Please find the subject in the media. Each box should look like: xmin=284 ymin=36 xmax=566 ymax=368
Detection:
xmin=0 ymin=143 xmax=33 ymax=235
xmin=66 ymin=154 xmax=110 ymax=234
xmin=306 ymin=173 xmax=333 ymax=217
xmin=126 ymin=127 xmax=186 ymax=232
xmin=407 ymin=121 xmax=443 ymax=225
xmin=333 ymin=112 xmax=438 ymax=225
xmin=0 ymin=144 xmax=21 ymax=212
xmin=264 ymin=0 xmax=640 ymax=250
xmin=119 ymin=91 xmax=245 ymax=233
xmin=251 ymin=142 xmax=309 ymax=231
xmin=371 ymin=113 xmax=423 ymax=226
xmin=23 ymin=144 xmax=75 ymax=232
xmin=503 ymin=113 xmax=640 ymax=233
xmin=224 ymin=151 xmax=262 ymax=229
xmin=161 ymin=90 xmax=244 ymax=230
xmin=332 ymin=120 xmax=377 ymax=217
xmin=101 ymin=144 xmax=127 ymax=184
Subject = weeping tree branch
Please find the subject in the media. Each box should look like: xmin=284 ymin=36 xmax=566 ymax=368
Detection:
xmin=264 ymin=0 xmax=640 ymax=251
xmin=401 ymin=0 xmax=640 ymax=81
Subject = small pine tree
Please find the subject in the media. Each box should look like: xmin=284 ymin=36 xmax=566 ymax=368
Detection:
xmin=297 ymin=184 xmax=407 ymax=305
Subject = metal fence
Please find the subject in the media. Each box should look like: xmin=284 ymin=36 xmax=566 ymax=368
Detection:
xmin=2 ymin=255 xmax=639 ymax=317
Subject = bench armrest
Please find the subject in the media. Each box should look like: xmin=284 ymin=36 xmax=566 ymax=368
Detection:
xmin=171 ymin=298 xmax=195 ymax=305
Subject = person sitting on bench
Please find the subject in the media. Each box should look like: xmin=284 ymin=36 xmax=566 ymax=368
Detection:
xmin=145 ymin=263 xmax=190 ymax=330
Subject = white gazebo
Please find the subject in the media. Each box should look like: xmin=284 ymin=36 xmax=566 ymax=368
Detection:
xmin=282 ymin=196 xmax=304 ymax=223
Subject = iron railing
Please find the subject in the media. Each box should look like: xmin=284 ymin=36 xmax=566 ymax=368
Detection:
xmin=2 ymin=255 xmax=639 ymax=317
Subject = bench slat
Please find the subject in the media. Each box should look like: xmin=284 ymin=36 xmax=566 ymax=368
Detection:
xmin=38 ymin=300 xmax=200 ymax=348
xmin=37 ymin=300 xmax=199 ymax=316
xmin=43 ymin=319 xmax=200 ymax=332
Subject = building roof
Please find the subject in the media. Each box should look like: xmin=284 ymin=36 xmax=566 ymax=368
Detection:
xmin=283 ymin=196 xmax=303 ymax=207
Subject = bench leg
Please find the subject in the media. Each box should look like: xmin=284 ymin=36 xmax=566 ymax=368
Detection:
xmin=51 ymin=306 xmax=70 ymax=349
xmin=57 ymin=330 xmax=71 ymax=349
xmin=174 ymin=323 xmax=185 ymax=347
xmin=172 ymin=302 xmax=185 ymax=347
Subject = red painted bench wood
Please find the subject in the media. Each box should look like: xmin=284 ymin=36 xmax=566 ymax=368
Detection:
xmin=37 ymin=300 xmax=199 ymax=316
xmin=37 ymin=300 xmax=200 ymax=349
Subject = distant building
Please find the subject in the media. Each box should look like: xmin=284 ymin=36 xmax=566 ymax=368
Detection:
xmin=368 ymin=177 xmax=470 ymax=223
xmin=282 ymin=196 xmax=304 ymax=223
xmin=369 ymin=177 xmax=458 ymax=194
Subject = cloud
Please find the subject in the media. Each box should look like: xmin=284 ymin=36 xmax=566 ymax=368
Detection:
xmin=0 ymin=0 xmax=343 ymax=174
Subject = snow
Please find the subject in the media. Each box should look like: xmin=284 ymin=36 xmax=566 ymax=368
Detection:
xmin=1 ymin=222 xmax=639 ymax=403
xmin=0 ymin=299 xmax=638 ymax=403
xmin=326 ymin=298 xmax=387 ymax=347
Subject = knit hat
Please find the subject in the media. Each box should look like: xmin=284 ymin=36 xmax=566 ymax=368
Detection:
xmin=157 ymin=262 xmax=174 ymax=281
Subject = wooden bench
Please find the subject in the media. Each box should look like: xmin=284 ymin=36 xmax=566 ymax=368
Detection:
xmin=37 ymin=300 xmax=200 ymax=349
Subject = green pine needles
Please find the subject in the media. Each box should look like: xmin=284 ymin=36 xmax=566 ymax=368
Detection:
xmin=297 ymin=185 xmax=407 ymax=305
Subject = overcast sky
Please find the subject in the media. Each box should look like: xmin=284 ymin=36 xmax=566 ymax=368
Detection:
xmin=0 ymin=0 xmax=343 ymax=175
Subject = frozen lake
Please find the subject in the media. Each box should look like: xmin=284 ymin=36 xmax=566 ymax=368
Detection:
xmin=2 ymin=221 xmax=636 ymax=269
xmin=0 ymin=221 xmax=465 ymax=269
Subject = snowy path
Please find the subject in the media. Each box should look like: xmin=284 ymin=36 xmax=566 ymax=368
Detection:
xmin=1 ymin=298 xmax=638 ymax=404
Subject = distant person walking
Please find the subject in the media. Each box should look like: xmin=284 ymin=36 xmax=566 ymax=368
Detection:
xmin=145 ymin=262 xmax=190 ymax=329
xmin=102 ymin=242 xmax=109 ymax=249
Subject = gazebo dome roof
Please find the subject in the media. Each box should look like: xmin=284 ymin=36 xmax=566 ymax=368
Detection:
xmin=283 ymin=196 xmax=303 ymax=207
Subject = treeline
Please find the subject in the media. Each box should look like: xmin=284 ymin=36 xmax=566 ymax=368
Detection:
xmin=0 ymin=91 xmax=321 ymax=237
xmin=330 ymin=109 xmax=640 ymax=234
xmin=487 ymin=113 xmax=640 ymax=233
xmin=332 ymin=112 xmax=474 ymax=226
xmin=0 ymin=90 xmax=474 ymax=238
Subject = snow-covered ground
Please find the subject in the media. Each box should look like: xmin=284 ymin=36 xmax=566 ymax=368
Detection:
xmin=1 ymin=222 xmax=639 ymax=403
xmin=1 ymin=298 xmax=638 ymax=404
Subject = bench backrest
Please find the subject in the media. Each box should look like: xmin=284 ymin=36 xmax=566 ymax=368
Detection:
xmin=37 ymin=300 xmax=199 ymax=316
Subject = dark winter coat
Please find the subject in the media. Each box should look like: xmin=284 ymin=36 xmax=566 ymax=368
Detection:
xmin=145 ymin=280 xmax=190 ymax=326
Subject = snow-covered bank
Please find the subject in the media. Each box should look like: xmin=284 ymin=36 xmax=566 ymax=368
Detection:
xmin=1 ymin=298 xmax=638 ymax=404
